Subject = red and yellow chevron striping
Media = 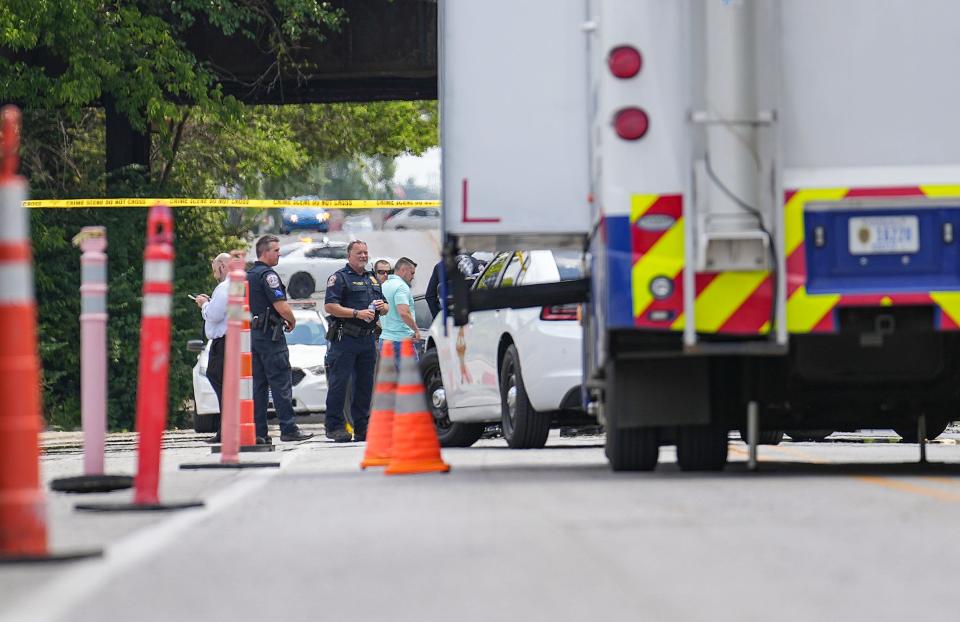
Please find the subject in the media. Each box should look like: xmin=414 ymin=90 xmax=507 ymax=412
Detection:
xmin=629 ymin=193 xmax=771 ymax=335
xmin=630 ymin=185 xmax=960 ymax=335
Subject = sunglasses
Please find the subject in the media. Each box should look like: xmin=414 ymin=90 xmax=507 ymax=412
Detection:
xmin=376 ymin=270 xmax=392 ymax=275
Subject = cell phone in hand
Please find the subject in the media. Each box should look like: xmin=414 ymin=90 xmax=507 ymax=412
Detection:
xmin=187 ymin=294 xmax=197 ymax=301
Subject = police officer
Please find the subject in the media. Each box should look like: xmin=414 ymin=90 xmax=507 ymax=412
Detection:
xmin=323 ymin=240 xmax=388 ymax=442
xmin=424 ymin=254 xmax=485 ymax=319
xmin=247 ymin=235 xmax=313 ymax=443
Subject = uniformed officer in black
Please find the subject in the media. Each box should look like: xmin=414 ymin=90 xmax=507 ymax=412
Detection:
xmin=247 ymin=235 xmax=313 ymax=442
xmin=323 ymin=239 xmax=388 ymax=442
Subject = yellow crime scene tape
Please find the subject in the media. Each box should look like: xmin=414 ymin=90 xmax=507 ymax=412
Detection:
xmin=21 ymin=198 xmax=441 ymax=209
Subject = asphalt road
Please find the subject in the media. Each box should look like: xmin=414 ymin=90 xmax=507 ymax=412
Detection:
xmin=3 ymin=426 xmax=960 ymax=622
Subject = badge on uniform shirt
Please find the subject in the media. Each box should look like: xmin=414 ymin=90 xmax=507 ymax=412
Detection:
xmin=327 ymin=274 xmax=337 ymax=288
xmin=266 ymin=273 xmax=281 ymax=288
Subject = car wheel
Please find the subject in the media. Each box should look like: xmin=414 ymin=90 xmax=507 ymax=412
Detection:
xmin=499 ymin=344 xmax=551 ymax=449
xmin=194 ymin=412 xmax=220 ymax=434
xmin=786 ymin=430 xmax=834 ymax=442
xmin=288 ymin=272 xmax=315 ymax=300
xmin=894 ymin=417 xmax=950 ymax=443
xmin=419 ymin=349 xmax=484 ymax=447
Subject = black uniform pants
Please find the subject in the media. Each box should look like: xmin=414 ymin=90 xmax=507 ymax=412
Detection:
xmin=325 ymin=333 xmax=377 ymax=435
xmin=206 ymin=336 xmax=225 ymax=415
xmin=251 ymin=336 xmax=298 ymax=438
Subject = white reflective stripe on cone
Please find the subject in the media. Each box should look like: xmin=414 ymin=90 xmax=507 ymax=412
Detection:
xmin=0 ymin=182 xmax=29 ymax=242
xmin=142 ymin=259 xmax=173 ymax=283
xmin=0 ymin=261 xmax=34 ymax=303
xmin=240 ymin=331 xmax=250 ymax=352
xmin=142 ymin=293 xmax=172 ymax=318
xmin=239 ymin=378 xmax=252 ymax=399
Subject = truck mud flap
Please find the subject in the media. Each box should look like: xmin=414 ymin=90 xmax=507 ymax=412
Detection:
xmin=609 ymin=357 xmax=711 ymax=428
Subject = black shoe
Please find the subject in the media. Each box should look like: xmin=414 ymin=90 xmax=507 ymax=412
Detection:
xmin=353 ymin=431 xmax=366 ymax=442
xmin=204 ymin=433 xmax=221 ymax=444
xmin=325 ymin=428 xmax=353 ymax=443
xmin=280 ymin=428 xmax=314 ymax=442
xmin=256 ymin=435 xmax=273 ymax=445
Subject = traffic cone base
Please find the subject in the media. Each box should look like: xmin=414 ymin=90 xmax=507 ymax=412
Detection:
xmin=385 ymin=339 xmax=450 ymax=475
xmin=360 ymin=341 xmax=398 ymax=469
xmin=0 ymin=549 xmax=103 ymax=565
xmin=212 ymin=443 xmax=276 ymax=454
xmin=180 ymin=462 xmax=279 ymax=470
xmin=75 ymin=500 xmax=204 ymax=513
xmin=360 ymin=405 xmax=396 ymax=469
xmin=50 ymin=474 xmax=133 ymax=494
xmin=385 ymin=412 xmax=451 ymax=475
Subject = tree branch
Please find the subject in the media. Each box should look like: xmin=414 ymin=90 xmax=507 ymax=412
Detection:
xmin=160 ymin=110 xmax=191 ymax=187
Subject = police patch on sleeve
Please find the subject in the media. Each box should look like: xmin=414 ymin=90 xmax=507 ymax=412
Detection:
xmin=327 ymin=274 xmax=337 ymax=288
xmin=266 ymin=273 xmax=281 ymax=288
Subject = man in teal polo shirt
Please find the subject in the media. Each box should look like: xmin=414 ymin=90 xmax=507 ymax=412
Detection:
xmin=380 ymin=256 xmax=421 ymax=366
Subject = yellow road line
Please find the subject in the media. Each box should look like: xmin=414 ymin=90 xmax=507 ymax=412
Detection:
xmin=755 ymin=443 xmax=960 ymax=503
xmin=854 ymin=476 xmax=960 ymax=502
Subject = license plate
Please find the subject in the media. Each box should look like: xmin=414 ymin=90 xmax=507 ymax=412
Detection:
xmin=848 ymin=216 xmax=919 ymax=255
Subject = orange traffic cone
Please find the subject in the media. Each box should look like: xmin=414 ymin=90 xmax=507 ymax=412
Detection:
xmin=385 ymin=340 xmax=450 ymax=475
xmin=0 ymin=106 xmax=98 ymax=562
xmin=360 ymin=341 xmax=398 ymax=469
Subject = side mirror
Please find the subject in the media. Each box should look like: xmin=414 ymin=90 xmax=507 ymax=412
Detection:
xmin=186 ymin=339 xmax=205 ymax=353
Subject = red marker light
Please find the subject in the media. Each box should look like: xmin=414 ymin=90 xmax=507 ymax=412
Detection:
xmin=607 ymin=46 xmax=642 ymax=79
xmin=613 ymin=108 xmax=649 ymax=140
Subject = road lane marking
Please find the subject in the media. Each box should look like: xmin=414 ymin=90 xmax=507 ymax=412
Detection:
xmin=0 ymin=448 xmax=303 ymax=622
xmin=854 ymin=476 xmax=960 ymax=503
xmin=750 ymin=443 xmax=960 ymax=503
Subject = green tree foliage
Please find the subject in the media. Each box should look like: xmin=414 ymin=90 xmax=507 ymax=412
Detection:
xmin=1 ymin=0 xmax=344 ymax=130
xmin=4 ymin=1 xmax=439 ymax=430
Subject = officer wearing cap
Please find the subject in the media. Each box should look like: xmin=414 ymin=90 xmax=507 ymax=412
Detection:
xmin=247 ymin=234 xmax=313 ymax=443
xmin=323 ymin=240 xmax=388 ymax=442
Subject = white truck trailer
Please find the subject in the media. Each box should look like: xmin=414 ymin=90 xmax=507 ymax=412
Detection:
xmin=439 ymin=0 xmax=960 ymax=470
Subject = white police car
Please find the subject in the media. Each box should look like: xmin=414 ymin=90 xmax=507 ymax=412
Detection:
xmin=188 ymin=302 xmax=329 ymax=432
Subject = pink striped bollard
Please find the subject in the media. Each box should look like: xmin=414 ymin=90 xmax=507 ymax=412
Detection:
xmin=50 ymin=227 xmax=132 ymax=494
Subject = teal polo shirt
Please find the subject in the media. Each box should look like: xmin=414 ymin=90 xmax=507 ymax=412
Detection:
xmin=381 ymin=274 xmax=416 ymax=341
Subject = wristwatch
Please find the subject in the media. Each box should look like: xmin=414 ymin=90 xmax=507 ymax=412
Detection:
xmin=352 ymin=309 xmax=358 ymax=318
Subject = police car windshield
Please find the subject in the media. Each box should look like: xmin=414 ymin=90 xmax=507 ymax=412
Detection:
xmin=285 ymin=317 xmax=327 ymax=346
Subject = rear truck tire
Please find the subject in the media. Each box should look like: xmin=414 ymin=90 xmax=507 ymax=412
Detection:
xmin=500 ymin=345 xmax=551 ymax=449
xmin=738 ymin=429 xmax=784 ymax=445
xmin=603 ymin=358 xmax=660 ymax=471
xmin=288 ymin=272 xmax=315 ymax=300
xmin=676 ymin=423 xmax=728 ymax=471
xmin=894 ymin=418 xmax=950 ymax=443
xmin=605 ymin=424 xmax=660 ymax=472
xmin=786 ymin=430 xmax=834 ymax=442
xmin=194 ymin=412 xmax=220 ymax=434
xmin=420 ymin=349 xmax=484 ymax=447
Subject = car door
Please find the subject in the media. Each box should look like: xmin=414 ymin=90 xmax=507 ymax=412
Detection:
xmin=466 ymin=252 xmax=523 ymax=405
xmin=447 ymin=252 xmax=512 ymax=412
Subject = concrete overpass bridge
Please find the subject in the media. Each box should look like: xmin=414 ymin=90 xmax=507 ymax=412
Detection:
xmin=106 ymin=0 xmax=437 ymax=172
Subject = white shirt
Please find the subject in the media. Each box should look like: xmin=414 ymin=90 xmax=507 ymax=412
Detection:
xmin=201 ymin=279 xmax=230 ymax=339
